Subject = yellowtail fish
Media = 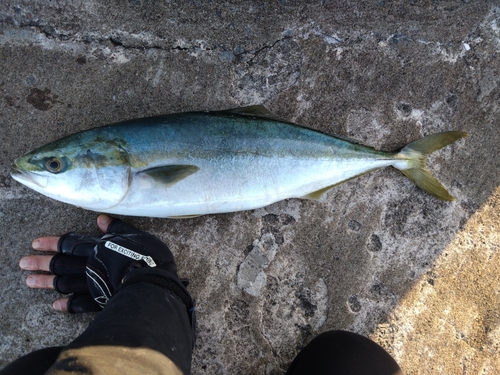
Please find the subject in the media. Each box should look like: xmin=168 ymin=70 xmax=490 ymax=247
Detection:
xmin=11 ymin=106 xmax=466 ymax=218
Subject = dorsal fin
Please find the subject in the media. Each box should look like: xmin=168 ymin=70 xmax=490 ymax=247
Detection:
xmin=221 ymin=105 xmax=286 ymax=122
xmin=333 ymin=134 xmax=377 ymax=149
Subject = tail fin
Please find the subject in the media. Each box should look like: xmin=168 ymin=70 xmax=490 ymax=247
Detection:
xmin=396 ymin=131 xmax=467 ymax=201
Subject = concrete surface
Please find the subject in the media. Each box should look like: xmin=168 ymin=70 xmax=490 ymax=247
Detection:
xmin=1 ymin=1 xmax=499 ymax=374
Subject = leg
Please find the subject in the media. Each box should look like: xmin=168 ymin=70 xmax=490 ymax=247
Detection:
xmin=0 ymin=347 xmax=63 ymax=375
xmin=286 ymin=330 xmax=403 ymax=375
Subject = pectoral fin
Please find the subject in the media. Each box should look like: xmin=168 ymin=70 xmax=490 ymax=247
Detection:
xmin=137 ymin=165 xmax=200 ymax=188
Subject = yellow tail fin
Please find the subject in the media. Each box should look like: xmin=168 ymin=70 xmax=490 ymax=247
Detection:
xmin=397 ymin=131 xmax=467 ymax=201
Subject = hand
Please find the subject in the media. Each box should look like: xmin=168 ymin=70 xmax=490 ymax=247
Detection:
xmin=19 ymin=215 xmax=109 ymax=311
xmin=20 ymin=215 xmax=179 ymax=313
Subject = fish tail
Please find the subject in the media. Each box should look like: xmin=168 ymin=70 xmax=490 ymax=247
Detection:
xmin=395 ymin=131 xmax=467 ymax=201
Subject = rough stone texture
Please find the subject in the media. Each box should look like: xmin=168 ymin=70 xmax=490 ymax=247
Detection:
xmin=372 ymin=187 xmax=500 ymax=374
xmin=1 ymin=1 xmax=499 ymax=374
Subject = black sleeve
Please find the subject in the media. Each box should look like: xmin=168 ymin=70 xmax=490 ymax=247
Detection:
xmin=46 ymin=268 xmax=196 ymax=375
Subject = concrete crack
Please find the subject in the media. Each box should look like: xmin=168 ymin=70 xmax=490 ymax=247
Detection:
xmin=0 ymin=19 xmax=214 ymax=54
xmin=242 ymin=37 xmax=289 ymax=63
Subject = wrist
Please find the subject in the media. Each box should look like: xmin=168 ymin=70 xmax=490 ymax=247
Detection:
xmin=120 ymin=268 xmax=195 ymax=323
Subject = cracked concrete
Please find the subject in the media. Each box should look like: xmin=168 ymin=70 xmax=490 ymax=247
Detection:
xmin=1 ymin=1 xmax=500 ymax=374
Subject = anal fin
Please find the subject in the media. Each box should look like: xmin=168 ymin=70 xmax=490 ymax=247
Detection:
xmin=302 ymin=183 xmax=341 ymax=200
xmin=301 ymin=172 xmax=376 ymax=200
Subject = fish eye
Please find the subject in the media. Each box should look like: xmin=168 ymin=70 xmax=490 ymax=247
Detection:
xmin=46 ymin=158 xmax=62 ymax=173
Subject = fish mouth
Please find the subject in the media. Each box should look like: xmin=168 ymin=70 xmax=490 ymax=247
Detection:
xmin=11 ymin=165 xmax=48 ymax=188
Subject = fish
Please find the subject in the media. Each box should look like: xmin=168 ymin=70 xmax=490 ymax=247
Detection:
xmin=11 ymin=105 xmax=466 ymax=218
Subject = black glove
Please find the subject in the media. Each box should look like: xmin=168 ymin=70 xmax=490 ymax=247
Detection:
xmin=50 ymin=218 xmax=190 ymax=314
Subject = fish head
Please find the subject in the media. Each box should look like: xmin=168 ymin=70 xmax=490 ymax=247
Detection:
xmin=11 ymin=134 xmax=131 ymax=210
